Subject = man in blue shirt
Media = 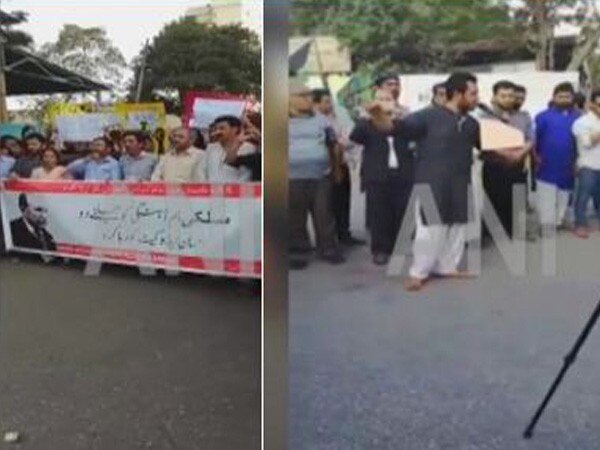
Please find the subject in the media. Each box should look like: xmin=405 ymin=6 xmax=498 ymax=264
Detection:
xmin=0 ymin=152 xmax=15 ymax=255
xmin=0 ymin=153 xmax=15 ymax=178
xmin=67 ymin=137 xmax=121 ymax=181
xmin=119 ymin=131 xmax=157 ymax=181
xmin=534 ymin=82 xmax=580 ymax=232
xmin=289 ymin=78 xmax=345 ymax=269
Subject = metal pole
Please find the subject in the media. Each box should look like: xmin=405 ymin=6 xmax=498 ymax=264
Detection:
xmin=0 ymin=3 xmax=8 ymax=122
xmin=524 ymin=298 xmax=600 ymax=438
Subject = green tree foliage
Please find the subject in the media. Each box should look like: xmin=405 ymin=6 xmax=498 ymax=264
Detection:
xmin=38 ymin=24 xmax=127 ymax=93
xmin=130 ymin=18 xmax=261 ymax=102
xmin=2 ymin=11 xmax=34 ymax=48
xmin=291 ymin=0 xmax=520 ymax=71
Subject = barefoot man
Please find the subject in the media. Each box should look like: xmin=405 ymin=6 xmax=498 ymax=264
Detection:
xmin=368 ymin=72 xmax=522 ymax=291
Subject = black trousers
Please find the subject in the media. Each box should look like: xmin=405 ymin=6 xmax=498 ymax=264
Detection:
xmin=289 ymin=177 xmax=339 ymax=257
xmin=365 ymin=172 xmax=413 ymax=256
xmin=483 ymin=162 xmax=527 ymax=238
xmin=332 ymin=164 xmax=351 ymax=240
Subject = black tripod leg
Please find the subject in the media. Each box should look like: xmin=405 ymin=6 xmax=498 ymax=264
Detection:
xmin=523 ymin=298 xmax=600 ymax=439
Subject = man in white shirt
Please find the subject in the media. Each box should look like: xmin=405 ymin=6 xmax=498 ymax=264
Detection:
xmin=313 ymin=88 xmax=365 ymax=246
xmin=205 ymin=115 xmax=257 ymax=183
xmin=151 ymin=127 xmax=206 ymax=183
xmin=571 ymin=90 xmax=600 ymax=238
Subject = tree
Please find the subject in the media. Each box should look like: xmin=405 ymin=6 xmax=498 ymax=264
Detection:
xmin=38 ymin=24 xmax=127 ymax=94
xmin=130 ymin=18 xmax=261 ymax=102
xmin=510 ymin=0 xmax=600 ymax=72
xmin=565 ymin=0 xmax=600 ymax=71
xmin=2 ymin=10 xmax=34 ymax=48
xmin=291 ymin=0 xmax=520 ymax=72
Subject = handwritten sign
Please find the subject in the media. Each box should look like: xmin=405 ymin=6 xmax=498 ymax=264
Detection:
xmin=191 ymin=98 xmax=247 ymax=129
xmin=0 ymin=180 xmax=261 ymax=278
xmin=57 ymin=113 xmax=121 ymax=142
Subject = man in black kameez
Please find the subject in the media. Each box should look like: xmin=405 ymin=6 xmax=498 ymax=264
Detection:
xmin=368 ymin=72 xmax=523 ymax=291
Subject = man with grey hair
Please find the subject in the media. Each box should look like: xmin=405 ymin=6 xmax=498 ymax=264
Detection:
xmin=152 ymin=127 xmax=206 ymax=183
xmin=289 ymin=78 xmax=345 ymax=269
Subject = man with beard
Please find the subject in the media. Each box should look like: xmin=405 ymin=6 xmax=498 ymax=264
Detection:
xmin=11 ymin=133 xmax=44 ymax=178
xmin=431 ymin=83 xmax=447 ymax=107
xmin=368 ymin=72 xmax=522 ymax=291
xmin=534 ymin=82 xmax=580 ymax=233
xmin=480 ymin=80 xmax=533 ymax=240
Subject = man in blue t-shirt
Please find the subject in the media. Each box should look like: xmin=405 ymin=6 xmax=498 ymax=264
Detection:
xmin=68 ymin=136 xmax=121 ymax=181
xmin=534 ymin=82 xmax=580 ymax=232
xmin=289 ymin=79 xmax=345 ymax=269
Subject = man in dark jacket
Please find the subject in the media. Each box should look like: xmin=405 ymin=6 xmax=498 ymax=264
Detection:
xmin=10 ymin=193 xmax=56 ymax=252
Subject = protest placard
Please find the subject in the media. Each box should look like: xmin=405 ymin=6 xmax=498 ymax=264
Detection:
xmin=190 ymin=98 xmax=246 ymax=129
xmin=183 ymin=92 xmax=246 ymax=129
xmin=114 ymin=103 xmax=166 ymax=132
xmin=56 ymin=113 xmax=121 ymax=142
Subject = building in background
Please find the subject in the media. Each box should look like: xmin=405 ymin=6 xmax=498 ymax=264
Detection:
xmin=185 ymin=0 xmax=262 ymax=37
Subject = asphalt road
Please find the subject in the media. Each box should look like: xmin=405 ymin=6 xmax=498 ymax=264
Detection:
xmin=0 ymin=257 xmax=260 ymax=449
xmin=290 ymin=168 xmax=600 ymax=449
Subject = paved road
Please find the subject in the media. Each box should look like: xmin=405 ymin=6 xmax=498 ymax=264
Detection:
xmin=0 ymin=257 xmax=260 ymax=449
xmin=290 ymin=171 xmax=600 ymax=449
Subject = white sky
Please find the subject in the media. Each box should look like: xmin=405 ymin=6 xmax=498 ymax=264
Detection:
xmin=4 ymin=0 xmax=206 ymax=61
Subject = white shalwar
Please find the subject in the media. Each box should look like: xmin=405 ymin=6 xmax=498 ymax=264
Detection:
xmin=409 ymin=202 xmax=467 ymax=280
xmin=536 ymin=180 xmax=570 ymax=226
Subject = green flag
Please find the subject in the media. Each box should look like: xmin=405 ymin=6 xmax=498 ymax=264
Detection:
xmin=336 ymin=67 xmax=376 ymax=122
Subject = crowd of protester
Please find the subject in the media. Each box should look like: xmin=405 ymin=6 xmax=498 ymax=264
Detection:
xmin=0 ymin=112 xmax=262 ymax=184
xmin=288 ymin=72 xmax=600 ymax=289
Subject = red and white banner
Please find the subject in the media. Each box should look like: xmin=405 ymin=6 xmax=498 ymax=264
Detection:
xmin=0 ymin=180 xmax=261 ymax=278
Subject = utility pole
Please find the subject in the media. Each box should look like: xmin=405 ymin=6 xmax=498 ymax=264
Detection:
xmin=0 ymin=0 xmax=9 ymax=122
xmin=135 ymin=39 xmax=150 ymax=103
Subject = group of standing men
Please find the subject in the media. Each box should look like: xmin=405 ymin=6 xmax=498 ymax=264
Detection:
xmin=0 ymin=115 xmax=261 ymax=184
xmin=289 ymin=69 xmax=600 ymax=291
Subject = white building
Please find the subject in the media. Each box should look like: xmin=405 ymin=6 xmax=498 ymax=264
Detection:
xmin=185 ymin=0 xmax=262 ymax=37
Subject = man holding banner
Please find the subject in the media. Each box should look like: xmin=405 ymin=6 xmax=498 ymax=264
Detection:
xmin=11 ymin=133 xmax=44 ymax=178
xmin=120 ymin=131 xmax=157 ymax=181
xmin=67 ymin=137 xmax=121 ymax=181
xmin=152 ymin=127 xmax=206 ymax=183
xmin=205 ymin=116 xmax=258 ymax=182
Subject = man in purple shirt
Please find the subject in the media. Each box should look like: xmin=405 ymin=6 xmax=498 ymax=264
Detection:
xmin=534 ymin=82 xmax=580 ymax=233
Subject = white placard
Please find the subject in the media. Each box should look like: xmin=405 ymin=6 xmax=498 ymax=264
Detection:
xmin=191 ymin=98 xmax=247 ymax=129
xmin=57 ymin=113 xmax=121 ymax=142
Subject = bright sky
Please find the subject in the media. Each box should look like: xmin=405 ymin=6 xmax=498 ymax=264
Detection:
xmin=4 ymin=0 xmax=206 ymax=61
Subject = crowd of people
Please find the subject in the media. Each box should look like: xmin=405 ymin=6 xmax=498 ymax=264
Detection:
xmin=288 ymin=71 xmax=600 ymax=291
xmin=0 ymin=112 xmax=262 ymax=184
xmin=0 ymin=109 xmax=262 ymax=263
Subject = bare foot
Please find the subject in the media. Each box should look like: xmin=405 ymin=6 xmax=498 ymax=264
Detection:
xmin=573 ymin=227 xmax=590 ymax=239
xmin=404 ymin=277 xmax=425 ymax=291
